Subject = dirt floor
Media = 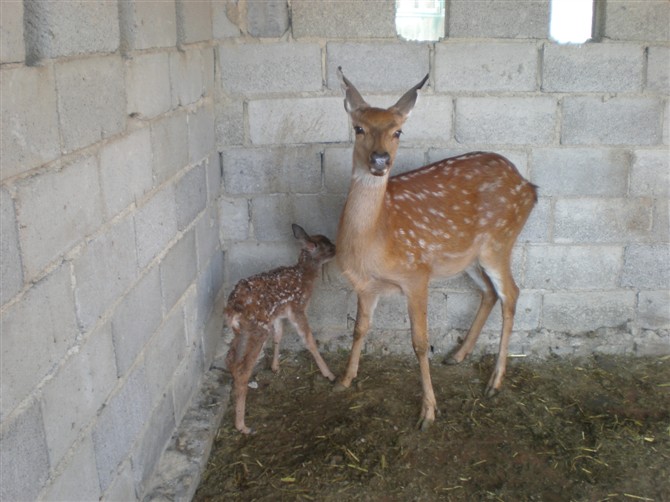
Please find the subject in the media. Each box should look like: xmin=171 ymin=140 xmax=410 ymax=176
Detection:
xmin=194 ymin=351 xmax=670 ymax=502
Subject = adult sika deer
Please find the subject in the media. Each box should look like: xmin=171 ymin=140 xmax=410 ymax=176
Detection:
xmin=335 ymin=68 xmax=537 ymax=430
xmin=225 ymin=224 xmax=336 ymax=434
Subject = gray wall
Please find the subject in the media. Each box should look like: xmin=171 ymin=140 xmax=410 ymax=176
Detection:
xmin=217 ymin=0 xmax=669 ymax=360
xmin=1 ymin=2 xmax=222 ymax=500
xmin=0 ymin=0 xmax=668 ymax=500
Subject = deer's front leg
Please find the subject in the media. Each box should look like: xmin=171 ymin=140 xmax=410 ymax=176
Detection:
xmin=334 ymin=291 xmax=378 ymax=391
xmin=407 ymin=287 xmax=437 ymax=431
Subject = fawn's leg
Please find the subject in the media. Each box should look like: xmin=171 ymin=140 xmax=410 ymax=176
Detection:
xmin=231 ymin=327 xmax=268 ymax=434
xmin=335 ymin=291 xmax=378 ymax=391
xmin=271 ymin=319 xmax=283 ymax=373
xmin=289 ymin=309 xmax=335 ymax=381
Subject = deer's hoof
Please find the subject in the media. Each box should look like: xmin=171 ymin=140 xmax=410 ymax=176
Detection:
xmin=484 ymin=384 xmax=500 ymax=399
xmin=332 ymin=380 xmax=349 ymax=393
xmin=416 ymin=416 xmax=434 ymax=432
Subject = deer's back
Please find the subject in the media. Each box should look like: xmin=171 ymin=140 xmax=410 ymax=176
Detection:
xmin=383 ymin=152 xmax=536 ymax=270
xmin=225 ymin=265 xmax=315 ymax=328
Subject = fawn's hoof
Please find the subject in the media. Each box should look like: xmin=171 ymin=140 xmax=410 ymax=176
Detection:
xmin=416 ymin=416 xmax=434 ymax=432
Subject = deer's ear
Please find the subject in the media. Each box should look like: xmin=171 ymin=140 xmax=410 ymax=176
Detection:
xmin=338 ymin=66 xmax=369 ymax=114
xmin=292 ymin=224 xmax=309 ymax=242
xmin=390 ymin=74 xmax=429 ymax=119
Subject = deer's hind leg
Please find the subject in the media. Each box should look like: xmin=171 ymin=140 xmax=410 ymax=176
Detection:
xmin=478 ymin=253 xmax=520 ymax=398
xmin=445 ymin=265 xmax=498 ymax=365
xmin=229 ymin=324 xmax=270 ymax=434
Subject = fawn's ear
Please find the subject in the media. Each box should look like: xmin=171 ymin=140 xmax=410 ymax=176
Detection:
xmin=292 ymin=224 xmax=316 ymax=251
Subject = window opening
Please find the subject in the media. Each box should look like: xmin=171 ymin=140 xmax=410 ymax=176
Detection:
xmin=550 ymin=0 xmax=594 ymax=44
xmin=396 ymin=0 xmax=445 ymax=42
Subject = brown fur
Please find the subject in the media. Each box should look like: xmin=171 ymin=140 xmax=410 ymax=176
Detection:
xmin=224 ymin=225 xmax=336 ymax=434
xmin=335 ymin=68 xmax=537 ymax=430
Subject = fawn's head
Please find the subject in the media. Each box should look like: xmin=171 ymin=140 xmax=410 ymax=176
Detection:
xmin=338 ymin=67 xmax=428 ymax=178
xmin=292 ymin=224 xmax=336 ymax=265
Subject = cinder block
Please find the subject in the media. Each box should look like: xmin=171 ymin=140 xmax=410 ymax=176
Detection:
xmin=1 ymin=188 xmax=23 ymax=305
xmin=170 ymin=345 xmax=204 ymax=425
xmin=24 ymin=0 xmax=119 ymax=60
xmin=144 ymin=305 xmax=187 ymax=399
xmin=102 ymin=459 xmax=137 ymax=502
xmin=292 ymin=0 xmax=396 ymax=39
xmin=603 ymin=1 xmax=669 ymax=42
xmin=622 ymin=244 xmax=670 ymax=290
xmin=17 ymin=154 xmax=104 ymax=279
xmin=119 ymin=0 xmax=177 ymax=51
xmin=160 ymin=230 xmax=197 ymax=311
xmin=1 ymin=66 xmax=59 ymax=179
xmin=0 ymin=1 xmax=25 ymax=63
xmin=222 ymin=146 xmax=322 ymax=194
xmin=561 ymin=96 xmax=663 ymax=145
xmin=55 ymin=56 xmax=126 ymax=153
xmin=665 ymin=101 xmax=669 ymax=146
xmin=196 ymin=247 xmax=224 ymax=329
xmin=131 ymin=393 xmax=175 ymax=491
xmin=0 ymin=401 xmax=49 ymax=501
xmin=400 ymin=96 xmax=453 ymax=146
xmin=212 ymin=1 xmax=241 ymax=38
xmin=542 ymin=291 xmax=636 ymax=332
xmin=653 ymin=198 xmax=669 ymax=243
xmin=249 ymin=97 xmax=349 ymax=145
xmin=215 ymin=99 xmax=245 ymax=147
xmin=41 ymin=323 xmax=117 ymax=467
xmin=542 ymin=43 xmax=643 ymax=93
xmin=93 ymin=366 xmax=152 ymax=491
xmin=554 ymin=198 xmax=652 ymax=243
xmin=0 ymin=265 xmax=77 ymax=420
xmin=455 ymin=97 xmax=557 ymax=145
xmin=177 ymin=0 xmax=212 ymax=44
xmin=73 ymin=216 xmax=138 ymax=331
xmin=175 ymin=163 xmax=207 ymax=231
xmin=251 ymin=194 xmax=343 ymax=242
xmin=112 ymin=267 xmax=163 ymax=377
xmin=435 ymin=41 xmax=538 ymax=92
xmin=40 ymin=435 xmax=101 ymax=502
xmin=188 ymin=104 xmax=215 ymax=164
xmin=219 ymin=43 xmax=322 ymax=95
xmin=326 ymin=43 xmax=429 ymax=92
xmin=100 ymin=127 xmax=153 ymax=218
xmin=219 ymin=197 xmax=249 ymax=241
xmin=126 ymin=52 xmax=172 ymax=120
xmin=196 ymin=204 xmax=222 ymax=270
xmin=647 ymin=46 xmax=670 ymax=93
xmin=226 ymin=241 xmax=295 ymax=285
xmin=151 ymin=111 xmax=189 ymax=186
xmin=630 ymin=150 xmax=670 ymax=197
xmin=638 ymin=290 xmax=670 ymax=330
xmin=324 ymin=147 xmax=354 ymax=194
xmin=247 ymin=0 xmax=289 ymax=37
xmin=525 ymin=245 xmax=623 ymax=290
xmin=448 ymin=0 xmax=550 ymax=39
xmin=170 ymin=48 xmax=205 ymax=108
xmin=530 ymin=148 xmax=629 ymax=196
xmin=203 ymin=47 xmax=215 ymax=97
xmin=134 ymin=185 xmax=178 ymax=268
xmin=519 ymin=197 xmax=550 ymax=243
xmin=205 ymin=151 xmax=221 ymax=203
xmin=306 ymin=286 xmax=349 ymax=330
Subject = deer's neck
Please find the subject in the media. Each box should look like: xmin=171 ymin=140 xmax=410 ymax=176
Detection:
xmin=339 ymin=172 xmax=388 ymax=237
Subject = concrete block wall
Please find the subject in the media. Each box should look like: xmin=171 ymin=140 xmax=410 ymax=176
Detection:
xmin=215 ymin=0 xmax=669 ymax=362
xmin=1 ymin=1 xmax=223 ymax=500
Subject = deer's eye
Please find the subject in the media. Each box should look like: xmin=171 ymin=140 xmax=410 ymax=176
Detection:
xmin=393 ymin=130 xmax=403 ymax=139
xmin=354 ymin=126 xmax=365 ymax=135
